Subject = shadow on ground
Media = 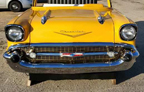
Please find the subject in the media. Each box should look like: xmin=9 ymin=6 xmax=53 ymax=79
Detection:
xmin=29 ymin=72 xmax=116 ymax=85
xmin=116 ymin=21 xmax=144 ymax=84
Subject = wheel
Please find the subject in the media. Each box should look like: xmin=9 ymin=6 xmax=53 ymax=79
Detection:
xmin=9 ymin=1 xmax=22 ymax=12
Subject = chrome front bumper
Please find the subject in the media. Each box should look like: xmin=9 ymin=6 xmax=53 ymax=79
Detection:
xmin=3 ymin=43 xmax=139 ymax=74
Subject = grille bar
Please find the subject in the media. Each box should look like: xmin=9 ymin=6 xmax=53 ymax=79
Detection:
xmin=36 ymin=52 xmax=117 ymax=56
xmin=47 ymin=0 xmax=97 ymax=4
xmin=20 ymin=46 xmax=122 ymax=53
xmin=14 ymin=43 xmax=127 ymax=64
xmin=34 ymin=55 xmax=115 ymax=64
xmin=21 ymin=46 xmax=124 ymax=64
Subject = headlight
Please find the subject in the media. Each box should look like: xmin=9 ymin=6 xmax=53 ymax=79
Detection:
xmin=120 ymin=25 xmax=137 ymax=41
xmin=5 ymin=25 xmax=24 ymax=42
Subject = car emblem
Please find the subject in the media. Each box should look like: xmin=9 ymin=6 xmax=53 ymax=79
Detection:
xmin=60 ymin=53 xmax=83 ymax=57
xmin=55 ymin=30 xmax=92 ymax=38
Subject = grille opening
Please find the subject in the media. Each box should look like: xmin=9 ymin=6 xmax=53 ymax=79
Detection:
xmin=28 ymin=54 xmax=121 ymax=64
xmin=19 ymin=46 xmax=125 ymax=64
xmin=33 ymin=46 xmax=115 ymax=53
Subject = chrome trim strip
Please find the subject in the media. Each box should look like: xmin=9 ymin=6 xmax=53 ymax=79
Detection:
xmin=36 ymin=52 xmax=115 ymax=56
xmin=8 ymin=43 xmax=115 ymax=50
xmin=37 ymin=53 xmax=61 ymax=56
xmin=30 ymin=43 xmax=114 ymax=47
xmin=20 ymin=59 xmax=124 ymax=68
xmin=84 ymin=52 xmax=108 ymax=56
xmin=3 ymin=52 xmax=11 ymax=59
xmin=120 ymin=24 xmax=137 ymax=29
xmin=7 ymin=42 xmax=115 ymax=51
xmin=9 ymin=43 xmax=136 ymax=47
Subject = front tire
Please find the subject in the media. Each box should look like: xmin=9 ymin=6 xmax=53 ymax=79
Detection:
xmin=9 ymin=1 xmax=22 ymax=12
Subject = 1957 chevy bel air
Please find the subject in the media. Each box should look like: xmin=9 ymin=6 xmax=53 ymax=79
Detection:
xmin=3 ymin=0 xmax=139 ymax=74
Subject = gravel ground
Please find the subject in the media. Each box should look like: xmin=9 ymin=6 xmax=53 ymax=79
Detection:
xmin=0 ymin=0 xmax=144 ymax=92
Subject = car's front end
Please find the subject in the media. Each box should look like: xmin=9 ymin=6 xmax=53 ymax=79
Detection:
xmin=4 ymin=42 xmax=139 ymax=74
xmin=3 ymin=0 xmax=139 ymax=74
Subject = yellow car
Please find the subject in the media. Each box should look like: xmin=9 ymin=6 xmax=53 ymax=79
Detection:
xmin=3 ymin=0 xmax=139 ymax=74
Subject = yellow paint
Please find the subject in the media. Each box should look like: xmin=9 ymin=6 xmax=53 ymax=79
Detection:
xmin=5 ymin=3 xmax=136 ymax=50
xmin=107 ymin=0 xmax=112 ymax=8
xmin=111 ymin=9 xmax=136 ymax=45
xmin=32 ymin=0 xmax=37 ymax=7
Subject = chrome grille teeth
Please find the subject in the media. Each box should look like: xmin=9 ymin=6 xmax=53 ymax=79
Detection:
xmin=18 ymin=46 xmax=125 ymax=64
xmin=33 ymin=46 xmax=111 ymax=53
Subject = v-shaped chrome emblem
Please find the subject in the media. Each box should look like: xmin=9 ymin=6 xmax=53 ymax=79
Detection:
xmin=54 ymin=30 xmax=92 ymax=38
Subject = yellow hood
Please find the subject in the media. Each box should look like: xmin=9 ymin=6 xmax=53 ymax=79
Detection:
xmin=30 ymin=9 xmax=114 ymax=43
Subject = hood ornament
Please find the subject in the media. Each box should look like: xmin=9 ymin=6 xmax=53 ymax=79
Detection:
xmin=94 ymin=11 xmax=109 ymax=24
xmin=41 ymin=10 xmax=51 ymax=24
xmin=98 ymin=16 xmax=105 ymax=24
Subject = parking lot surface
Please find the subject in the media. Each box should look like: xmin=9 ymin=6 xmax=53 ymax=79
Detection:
xmin=0 ymin=0 xmax=144 ymax=92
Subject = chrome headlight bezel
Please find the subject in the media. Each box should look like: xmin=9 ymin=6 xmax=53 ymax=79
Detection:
xmin=5 ymin=25 xmax=24 ymax=42
xmin=120 ymin=24 xmax=137 ymax=41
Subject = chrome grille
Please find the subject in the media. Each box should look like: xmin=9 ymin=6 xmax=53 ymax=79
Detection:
xmin=32 ymin=55 xmax=121 ymax=64
xmin=47 ymin=0 xmax=97 ymax=4
xmin=29 ymin=46 xmax=118 ymax=53
xmin=18 ymin=46 xmax=125 ymax=64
